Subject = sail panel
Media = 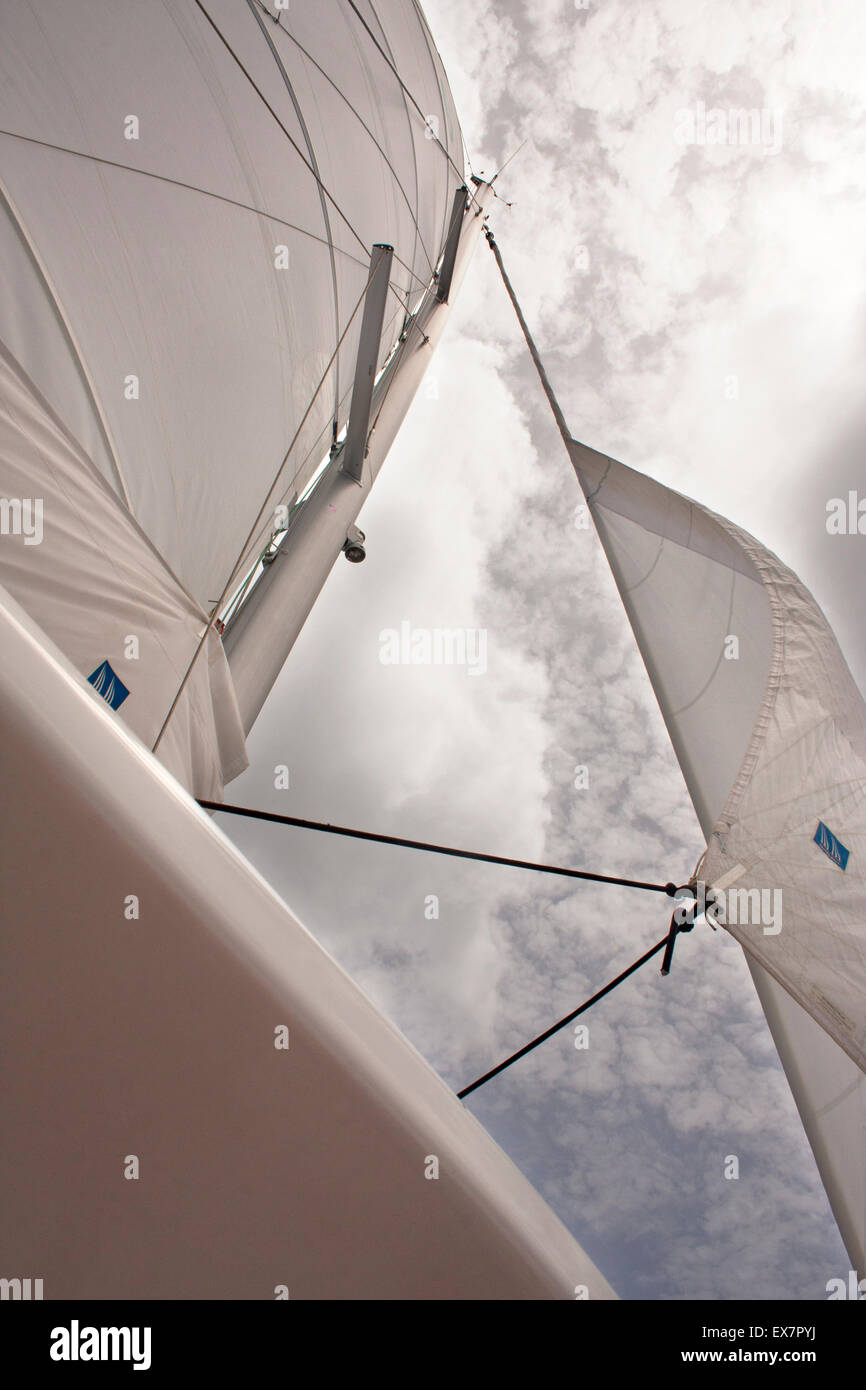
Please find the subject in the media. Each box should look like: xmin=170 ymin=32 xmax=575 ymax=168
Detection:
xmin=0 ymin=187 xmax=124 ymax=502
xmin=568 ymin=437 xmax=866 ymax=1268
xmin=746 ymin=960 xmax=865 ymax=1275
xmin=569 ymin=440 xmax=774 ymax=832
xmin=0 ymin=341 xmax=246 ymax=796
xmin=698 ymin=518 xmax=866 ymax=1073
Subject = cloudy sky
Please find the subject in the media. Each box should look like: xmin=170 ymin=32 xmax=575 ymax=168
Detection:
xmin=219 ymin=0 xmax=866 ymax=1299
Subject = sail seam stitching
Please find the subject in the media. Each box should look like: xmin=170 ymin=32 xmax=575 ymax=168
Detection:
xmin=191 ymin=0 xmax=423 ymax=291
xmin=245 ymin=0 xmax=343 ymax=423
xmin=343 ymin=0 xmax=477 ymax=210
xmin=251 ymin=1 xmax=435 ymax=277
xmin=402 ymin=0 xmax=453 ymax=258
xmin=0 ymin=177 xmax=132 ymax=510
xmin=0 ymin=130 xmax=372 ymax=271
xmin=708 ymin=512 xmax=787 ymax=833
xmin=366 ymin=0 xmax=425 ymax=293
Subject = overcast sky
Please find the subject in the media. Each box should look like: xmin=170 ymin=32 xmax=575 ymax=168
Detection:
xmin=220 ymin=0 xmax=866 ymax=1299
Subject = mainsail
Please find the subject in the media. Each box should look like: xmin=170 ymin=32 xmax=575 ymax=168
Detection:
xmin=0 ymin=0 xmax=468 ymax=794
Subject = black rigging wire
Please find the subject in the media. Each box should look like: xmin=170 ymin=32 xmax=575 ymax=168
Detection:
xmin=199 ymin=800 xmax=698 ymax=1099
xmin=197 ymin=798 xmax=683 ymax=897
xmin=457 ymin=932 xmax=676 ymax=1099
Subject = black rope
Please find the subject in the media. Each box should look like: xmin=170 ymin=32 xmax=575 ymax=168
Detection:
xmin=458 ymin=897 xmax=698 ymax=1097
xmin=198 ymin=799 xmax=682 ymax=896
xmin=458 ymin=932 xmax=672 ymax=1099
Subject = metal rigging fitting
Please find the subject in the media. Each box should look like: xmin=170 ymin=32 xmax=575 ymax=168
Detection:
xmin=342 ymin=524 xmax=366 ymax=563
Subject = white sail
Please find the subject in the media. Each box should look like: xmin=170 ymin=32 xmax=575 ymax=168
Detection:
xmin=223 ymin=185 xmax=493 ymax=733
xmin=568 ymin=438 xmax=866 ymax=1271
xmin=0 ymin=342 xmax=246 ymax=795
xmin=0 ymin=0 xmax=464 ymax=604
xmin=0 ymin=0 xmax=468 ymax=792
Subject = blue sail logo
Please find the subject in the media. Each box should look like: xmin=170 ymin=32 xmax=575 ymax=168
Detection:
xmin=813 ymin=821 xmax=849 ymax=871
xmin=87 ymin=659 xmax=130 ymax=711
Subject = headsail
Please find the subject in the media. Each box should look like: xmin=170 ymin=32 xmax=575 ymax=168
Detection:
xmin=568 ymin=438 xmax=866 ymax=1271
xmin=484 ymin=224 xmax=865 ymax=1272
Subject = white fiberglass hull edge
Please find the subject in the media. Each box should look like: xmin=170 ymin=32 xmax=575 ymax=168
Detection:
xmin=0 ymin=586 xmax=615 ymax=1300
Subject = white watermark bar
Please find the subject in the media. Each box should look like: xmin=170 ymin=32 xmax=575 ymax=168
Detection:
xmin=0 ymin=497 xmax=43 ymax=544
xmin=674 ymin=100 xmax=784 ymax=154
xmin=675 ymin=879 xmax=783 ymax=935
xmin=379 ymin=621 xmax=488 ymax=675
